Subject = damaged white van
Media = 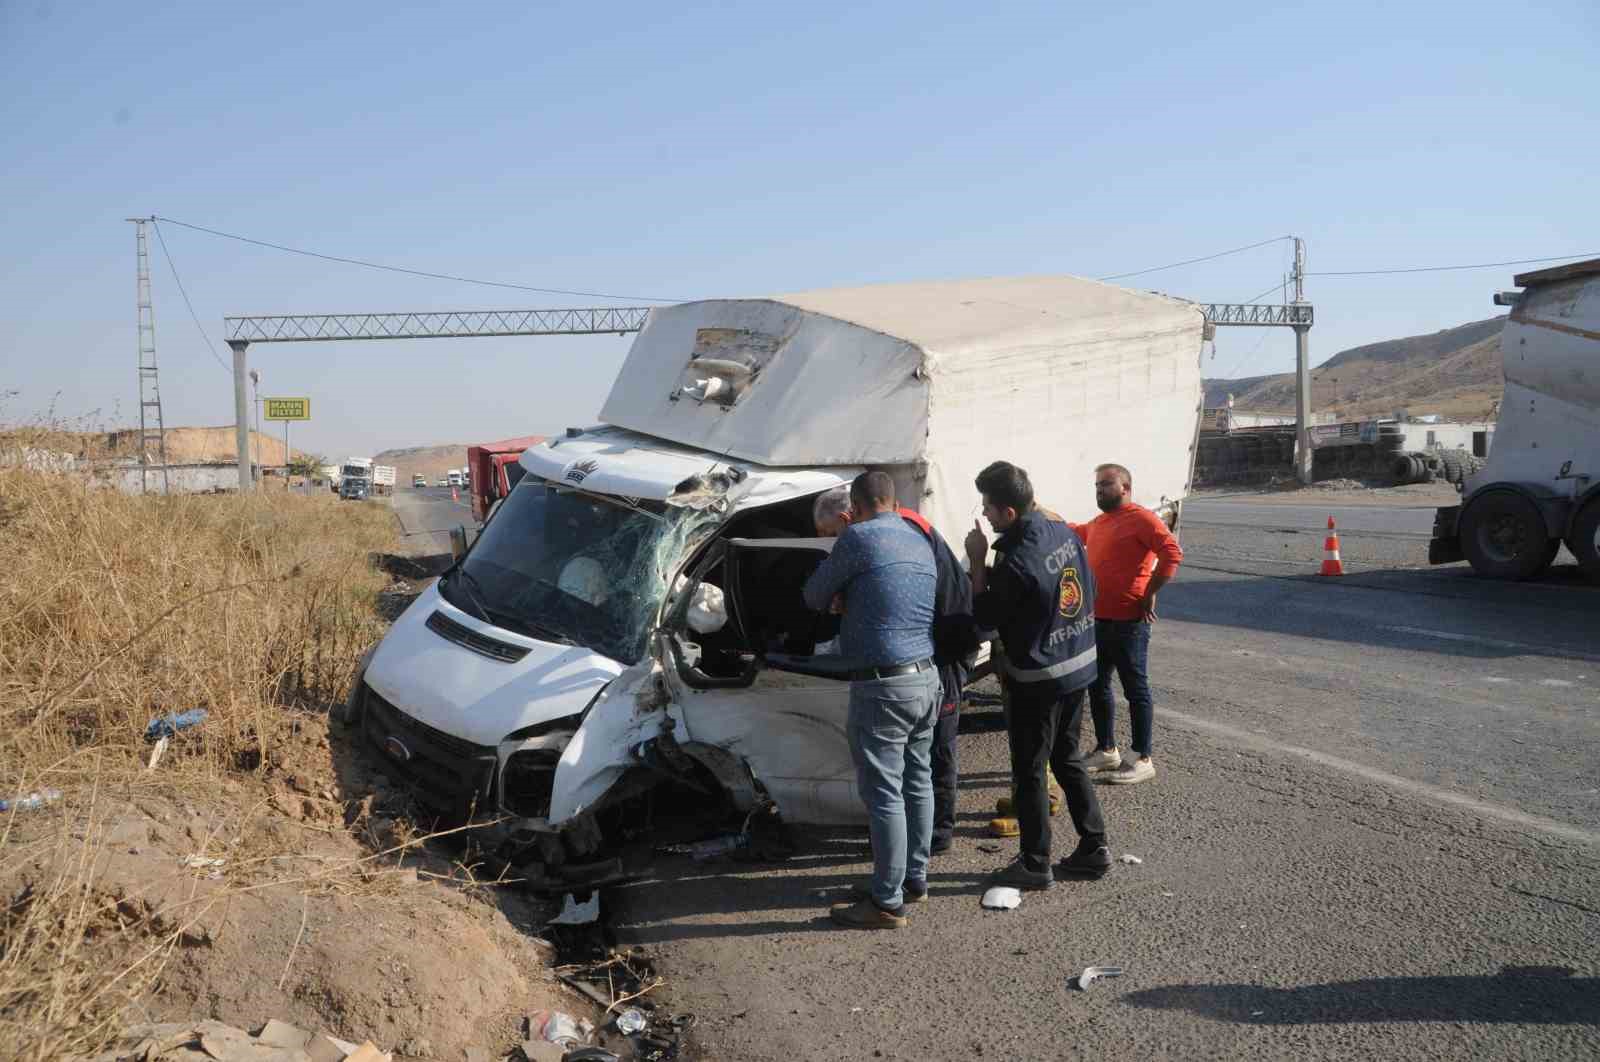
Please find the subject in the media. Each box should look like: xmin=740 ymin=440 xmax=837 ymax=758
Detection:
xmin=348 ymin=276 xmax=1208 ymax=886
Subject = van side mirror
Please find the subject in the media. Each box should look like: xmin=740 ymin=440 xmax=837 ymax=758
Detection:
xmin=449 ymin=525 xmax=468 ymax=562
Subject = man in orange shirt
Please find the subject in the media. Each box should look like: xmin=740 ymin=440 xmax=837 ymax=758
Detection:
xmin=1071 ymin=463 xmax=1183 ymax=785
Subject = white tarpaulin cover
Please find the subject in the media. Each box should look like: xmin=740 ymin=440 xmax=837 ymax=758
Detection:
xmin=599 ymin=275 xmax=1206 ymax=536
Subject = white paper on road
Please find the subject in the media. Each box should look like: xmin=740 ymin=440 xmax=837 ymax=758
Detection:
xmin=981 ymin=885 xmax=1023 ymax=910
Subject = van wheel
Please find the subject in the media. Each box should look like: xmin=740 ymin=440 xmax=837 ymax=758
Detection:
xmin=1460 ymin=492 xmax=1551 ymax=580
xmin=1566 ymin=499 xmax=1600 ymax=581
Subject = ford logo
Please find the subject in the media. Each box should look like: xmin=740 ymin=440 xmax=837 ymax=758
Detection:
xmin=384 ymin=736 xmax=412 ymax=763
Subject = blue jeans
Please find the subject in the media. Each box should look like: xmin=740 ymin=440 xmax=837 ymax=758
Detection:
xmin=847 ymin=668 xmax=941 ymax=910
xmin=1088 ymin=619 xmax=1154 ymax=757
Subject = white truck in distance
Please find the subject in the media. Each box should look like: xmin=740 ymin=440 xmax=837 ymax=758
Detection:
xmin=1429 ymin=258 xmax=1600 ymax=580
xmin=348 ymin=276 xmax=1207 ymax=889
xmin=338 ymin=457 xmax=372 ymax=500
xmin=372 ymin=465 xmax=396 ymax=496
xmin=446 ymin=469 xmax=463 ymax=488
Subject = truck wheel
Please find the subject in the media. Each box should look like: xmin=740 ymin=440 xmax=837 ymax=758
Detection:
xmin=1566 ymin=499 xmax=1600 ymax=581
xmin=1460 ymin=492 xmax=1553 ymax=580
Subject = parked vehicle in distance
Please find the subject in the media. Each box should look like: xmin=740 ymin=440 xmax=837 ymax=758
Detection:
xmin=413 ymin=474 xmax=427 ymax=488
xmin=338 ymin=457 xmax=372 ymax=499
xmin=372 ymin=465 xmax=396 ymax=496
xmin=466 ymin=436 xmax=543 ymax=523
xmin=446 ymin=470 xmax=463 ymax=489
xmin=1430 ymin=258 xmax=1600 ymax=581
xmin=435 ymin=477 xmax=448 ymax=487
xmin=348 ymin=277 xmax=1206 ymax=889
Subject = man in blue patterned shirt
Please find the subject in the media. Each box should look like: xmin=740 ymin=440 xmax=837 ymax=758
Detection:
xmin=804 ymin=471 xmax=940 ymax=929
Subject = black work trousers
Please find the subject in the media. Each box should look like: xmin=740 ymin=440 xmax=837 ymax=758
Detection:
xmin=1004 ymin=679 xmax=1107 ymax=873
xmin=930 ymin=701 xmax=960 ymax=849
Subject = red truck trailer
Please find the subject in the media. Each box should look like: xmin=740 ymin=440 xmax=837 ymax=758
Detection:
xmin=466 ymin=435 xmax=544 ymax=523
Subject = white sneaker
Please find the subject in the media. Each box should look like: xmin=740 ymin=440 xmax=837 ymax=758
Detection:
xmin=1081 ymin=747 xmax=1122 ymax=773
xmin=1107 ymin=757 xmax=1155 ymax=785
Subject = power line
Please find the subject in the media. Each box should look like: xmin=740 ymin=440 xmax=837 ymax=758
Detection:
xmin=1307 ymin=252 xmax=1599 ymax=277
xmin=152 ymin=215 xmax=686 ymax=302
xmin=150 ymin=218 xmax=231 ymax=375
xmin=1098 ymin=236 xmax=1291 ymax=282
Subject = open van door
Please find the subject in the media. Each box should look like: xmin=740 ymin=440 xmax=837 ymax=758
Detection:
xmin=661 ymin=537 xmax=866 ymax=826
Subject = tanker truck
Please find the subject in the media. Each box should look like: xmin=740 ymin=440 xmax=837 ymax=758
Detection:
xmin=1429 ymin=258 xmax=1600 ymax=580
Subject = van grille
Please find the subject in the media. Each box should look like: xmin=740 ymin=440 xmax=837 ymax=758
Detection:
xmin=361 ymin=684 xmax=496 ymax=812
xmin=425 ymin=609 xmax=530 ymax=663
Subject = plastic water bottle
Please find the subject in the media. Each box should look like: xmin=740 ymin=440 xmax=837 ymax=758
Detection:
xmin=0 ymin=788 xmax=62 ymax=813
xmin=689 ymin=833 xmax=749 ymax=861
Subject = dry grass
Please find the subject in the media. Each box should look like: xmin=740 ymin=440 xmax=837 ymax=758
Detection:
xmin=0 ymin=444 xmax=399 ymax=1060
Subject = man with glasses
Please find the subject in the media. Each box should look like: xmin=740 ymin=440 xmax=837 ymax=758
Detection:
xmin=1071 ymin=463 xmax=1184 ymax=785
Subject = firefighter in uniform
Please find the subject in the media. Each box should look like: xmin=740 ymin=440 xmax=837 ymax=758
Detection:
xmin=965 ymin=460 xmax=1113 ymax=890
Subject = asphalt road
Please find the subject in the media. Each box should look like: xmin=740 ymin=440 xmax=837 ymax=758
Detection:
xmin=388 ymin=485 xmax=473 ymax=556
xmin=595 ymin=489 xmax=1600 ymax=1060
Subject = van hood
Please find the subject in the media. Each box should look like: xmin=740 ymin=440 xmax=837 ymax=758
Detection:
xmin=364 ymin=582 xmax=623 ymax=747
xmin=521 ymin=426 xmax=854 ymax=509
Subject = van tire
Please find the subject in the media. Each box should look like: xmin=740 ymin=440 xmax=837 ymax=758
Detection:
xmin=1566 ymin=499 xmax=1600 ymax=581
xmin=1460 ymin=492 xmax=1552 ymax=580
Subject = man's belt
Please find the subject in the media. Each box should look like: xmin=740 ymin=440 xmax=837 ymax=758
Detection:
xmin=848 ymin=658 xmax=935 ymax=682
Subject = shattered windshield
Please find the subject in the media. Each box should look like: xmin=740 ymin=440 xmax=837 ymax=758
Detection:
xmin=439 ymin=477 xmax=712 ymax=664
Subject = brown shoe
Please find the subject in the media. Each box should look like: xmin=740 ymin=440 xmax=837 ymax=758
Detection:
xmin=994 ymin=793 xmax=1063 ymax=817
xmin=830 ymin=898 xmax=908 ymax=930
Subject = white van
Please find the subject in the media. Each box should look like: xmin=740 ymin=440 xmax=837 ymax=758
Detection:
xmin=350 ymin=277 xmax=1206 ymax=886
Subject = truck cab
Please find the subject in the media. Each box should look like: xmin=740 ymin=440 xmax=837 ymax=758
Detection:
xmin=467 ymin=436 xmax=543 ymax=523
xmin=1430 ymin=259 xmax=1600 ymax=580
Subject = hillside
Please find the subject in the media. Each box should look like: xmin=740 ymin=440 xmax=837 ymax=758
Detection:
xmin=1204 ymin=316 xmax=1505 ymax=421
xmin=35 ymin=426 xmax=309 ymax=466
xmin=372 ymin=443 xmax=472 ymax=486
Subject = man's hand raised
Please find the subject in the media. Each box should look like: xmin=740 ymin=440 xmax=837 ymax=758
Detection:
xmin=963 ymin=520 xmax=990 ymax=568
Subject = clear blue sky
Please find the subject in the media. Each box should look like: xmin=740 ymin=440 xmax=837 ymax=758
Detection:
xmin=3 ymin=0 xmax=1596 ymax=459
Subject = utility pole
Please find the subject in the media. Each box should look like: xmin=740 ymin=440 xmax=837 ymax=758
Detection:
xmin=249 ymin=369 xmax=261 ymax=482
xmin=128 ymin=218 xmax=170 ymax=494
xmin=1291 ymin=237 xmax=1313 ymax=484
xmin=230 ymin=340 xmax=251 ymax=492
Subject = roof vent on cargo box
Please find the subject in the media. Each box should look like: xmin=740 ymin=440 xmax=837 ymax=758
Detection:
xmin=669 ymin=327 xmax=782 ymax=408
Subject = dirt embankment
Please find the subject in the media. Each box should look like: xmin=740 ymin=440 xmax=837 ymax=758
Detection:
xmin=0 ymin=470 xmax=572 ymax=1061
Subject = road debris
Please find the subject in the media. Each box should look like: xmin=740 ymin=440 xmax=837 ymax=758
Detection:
xmin=1073 ymin=965 xmax=1124 ymax=991
xmin=553 ymin=951 xmax=693 ymax=1060
xmin=981 ymin=885 xmax=1023 ymax=910
xmin=976 ymin=842 xmax=1002 ymax=853
xmin=688 ymin=833 xmax=749 ymax=861
xmin=550 ymin=892 xmax=601 ymax=926
xmin=537 ymin=1010 xmax=589 ymax=1048
xmin=181 ymin=854 xmax=227 ymax=879
xmin=0 ymin=787 xmax=61 ymax=813
xmin=148 ymin=734 xmax=170 ymax=771
xmin=1118 ymin=854 xmax=1143 ymax=865
xmin=90 ymin=1019 xmax=381 ymax=1061
xmin=145 ymin=708 xmax=208 ymax=741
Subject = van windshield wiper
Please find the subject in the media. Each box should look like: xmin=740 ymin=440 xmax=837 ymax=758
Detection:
xmin=449 ymin=566 xmax=495 ymax=626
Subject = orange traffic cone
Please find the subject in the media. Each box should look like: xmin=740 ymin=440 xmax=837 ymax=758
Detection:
xmin=1319 ymin=515 xmax=1344 ymax=576
xmin=451 ymin=486 xmax=459 ymax=503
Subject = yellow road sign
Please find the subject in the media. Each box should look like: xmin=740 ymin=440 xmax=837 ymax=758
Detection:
xmin=264 ymin=397 xmax=311 ymax=421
